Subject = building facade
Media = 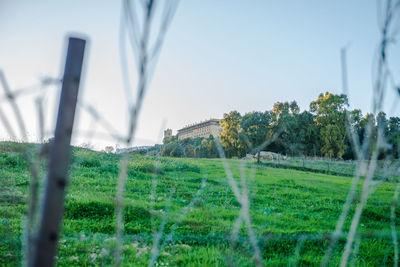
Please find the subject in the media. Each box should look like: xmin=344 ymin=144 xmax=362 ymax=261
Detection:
xmin=164 ymin=128 xmax=172 ymax=138
xmin=177 ymin=119 xmax=222 ymax=140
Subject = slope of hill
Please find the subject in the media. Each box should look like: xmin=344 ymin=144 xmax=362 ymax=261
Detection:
xmin=0 ymin=142 xmax=398 ymax=266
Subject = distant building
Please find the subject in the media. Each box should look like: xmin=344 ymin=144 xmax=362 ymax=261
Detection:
xmin=177 ymin=119 xmax=222 ymax=140
xmin=164 ymin=128 xmax=172 ymax=138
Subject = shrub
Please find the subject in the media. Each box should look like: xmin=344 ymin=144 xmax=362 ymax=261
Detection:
xmin=128 ymin=159 xmax=164 ymax=174
xmin=80 ymin=158 xmax=101 ymax=168
xmin=98 ymin=163 xmax=119 ymax=174
xmin=0 ymin=153 xmax=26 ymax=169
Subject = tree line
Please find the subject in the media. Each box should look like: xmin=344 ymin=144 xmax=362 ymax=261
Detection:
xmin=162 ymin=135 xmax=218 ymax=158
xmin=162 ymin=92 xmax=400 ymax=160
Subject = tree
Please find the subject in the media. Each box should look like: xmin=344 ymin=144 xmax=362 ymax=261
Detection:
xmin=205 ymin=135 xmax=218 ymax=158
xmin=104 ymin=146 xmax=114 ymax=153
xmin=296 ymin=111 xmax=320 ymax=156
xmin=321 ymin=124 xmax=347 ymax=158
xmin=240 ymin=111 xmax=271 ymax=163
xmin=310 ymin=92 xmax=349 ymax=125
xmin=270 ymin=101 xmax=301 ymax=156
xmin=185 ymin=144 xmax=196 ymax=157
xmin=220 ymin=111 xmax=245 ymax=158
xmin=310 ymin=92 xmax=348 ymax=158
xmin=161 ymin=142 xmax=174 ymax=156
xmin=170 ymin=144 xmax=184 ymax=157
xmin=388 ymin=117 xmax=400 ymax=157
xmin=196 ymin=139 xmax=208 ymax=158
xmin=377 ymin=112 xmax=389 ymax=136
xmin=343 ymin=109 xmax=363 ymax=159
xmin=163 ymin=135 xmax=176 ymax=144
xmin=359 ymin=113 xmax=376 ymax=156
xmin=376 ymin=112 xmax=390 ymax=158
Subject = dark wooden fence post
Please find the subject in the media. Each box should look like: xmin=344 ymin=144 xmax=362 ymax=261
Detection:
xmin=31 ymin=37 xmax=86 ymax=267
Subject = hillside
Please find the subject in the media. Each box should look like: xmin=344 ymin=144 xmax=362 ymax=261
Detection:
xmin=0 ymin=142 xmax=398 ymax=266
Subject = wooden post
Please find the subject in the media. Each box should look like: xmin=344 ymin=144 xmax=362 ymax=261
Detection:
xmin=31 ymin=37 xmax=86 ymax=267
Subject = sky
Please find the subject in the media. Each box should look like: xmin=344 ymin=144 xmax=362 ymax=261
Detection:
xmin=0 ymin=0 xmax=400 ymax=150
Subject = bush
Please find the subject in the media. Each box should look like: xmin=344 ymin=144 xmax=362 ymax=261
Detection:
xmin=98 ymin=163 xmax=119 ymax=174
xmin=0 ymin=153 xmax=26 ymax=169
xmin=64 ymin=201 xmax=151 ymax=223
xmin=162 ymin=159 xmax=201 ymax=173
xmin=128 ymin=159 xmax=164 ymax=174
xmin=73 ymin=150 xmax=102 ymax=168
xmin=80 ymin=158 xmax=101 ymax=168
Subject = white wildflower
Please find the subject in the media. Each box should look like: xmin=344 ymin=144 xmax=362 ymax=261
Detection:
xmin=100 ymin=248 xmax=109 ymax=256
xmin=68 ymin=256 xmax=79 ymax=262
xmin=90 ymin=253 xmax=97 ymax=262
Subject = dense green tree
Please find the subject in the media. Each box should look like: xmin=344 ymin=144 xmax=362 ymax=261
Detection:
xmin=359 ymin=113 xmax=376 ymax=156
xmin=170 ymin=144 xmax=184 ymax=157
xmin=388 ymin=117 xmax=400 ymax=157
xmin=220 ymin=111 xmax=246 ymax=157
xmin=271 ymin=101 xmax=290 ymax=123
xmin=270 ymin=101 xmax=302 ymax=156
xmin=310 ymin=92 xmax=348 ymax=158
xmin=377 ymin=112 xmax=389 ymax=136
xmin=310 ymin=92 xmax=349 ymax=125
xmin=205 ymin=135 xmax=218 ymax=158
xmin=161 ymin=92 xmax=400 ymax=160
xmin=240 ymin=111 xmax=271 ymax=163
xmin=196 ymin=139 xmax=208 ymax=158
xmin=161 ymin=142 xmax=176 ymax=157
xmin=342 ymin=109 xmax=362 ymax=159
xmin=376 ymin=112 xmax=390 ymax=158
xmin=320 ymin=124 xmax=347 ymax=158
xmin=162 ymin=135 xmax=177 ymax=144
xmin=185 ymin=144 xmax=196 ymax=157
xmin=296 ymin=111 xmax=320 ymax=156
xmin=195 ymin=135 xmax=219 ymax=158
xmin=347 ymin=109 xmax=363 ymax=135
xmin=162 ymin=135 xmax=219 ymax=158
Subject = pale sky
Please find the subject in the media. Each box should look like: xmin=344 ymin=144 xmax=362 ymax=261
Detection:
xmin=0 ymin=1 xmax=400 ymax=150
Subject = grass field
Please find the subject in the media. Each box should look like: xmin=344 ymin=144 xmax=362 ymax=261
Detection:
xmin=0 ymin=142 xmax=399 ymax=266
xmin=260 ymin=156 xmax=399 ymax=181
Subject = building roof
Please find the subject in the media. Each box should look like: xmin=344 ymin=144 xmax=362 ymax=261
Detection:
xmin=177 ymin=119 xmax=220 ymax=133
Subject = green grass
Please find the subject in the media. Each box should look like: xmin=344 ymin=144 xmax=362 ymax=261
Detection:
xmin=260 ymin=156 xmax=399 ymax=180
xmin=0 ymin=142 xmax=399 ymax=266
